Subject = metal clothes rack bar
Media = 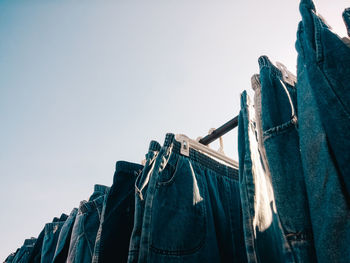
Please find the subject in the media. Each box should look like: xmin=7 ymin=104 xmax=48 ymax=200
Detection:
xmin=198 ymin=115 xmax=238 ymax=146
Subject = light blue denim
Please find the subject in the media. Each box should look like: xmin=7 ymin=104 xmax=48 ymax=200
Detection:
xmin=52 ymin=208 xmax=78 ymax=263
xmin=296 ymin=0 xmax=350 ymax=261
xmin=67 ymin=193 xmax=108 ymax=263
xmin=28 ymin=215 xmax=67 ymax=263
xmin=41 ymin=222 xmax=65 ymax=263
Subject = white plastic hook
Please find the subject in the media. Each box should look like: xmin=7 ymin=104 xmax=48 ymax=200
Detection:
xmin=208 ymin=128 xmax=225 ymax=154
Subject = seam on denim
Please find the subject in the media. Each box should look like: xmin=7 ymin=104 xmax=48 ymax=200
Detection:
xmin=156 ymin=153 xmax=180 ymax=187
xmin=137 ymin=152 xmax=159 ymax=200
xmin=150 ymin=198 xmax=208 ymax=256
xmin=285 ymin=231 xmax=313 ymax=242
xmin=149 ymin=160 xmax=208 ymax=256
xmin=149 ymin=232 xmax=206 ymax=256
xmin=313 ymin=13 xmax=324 ymax=63
xmin=274 ymin=210 xmax=295 ymax=261
xmin=140 ymin=151 xmax=165 ymax=261
xmin=83 ymin=230 xmax=94 ymax=258
xmin=263 ymin=117 xmax=297 ymax=140
xmin=241 ymin=175 xmax=258 ymax=262
xmin=69 ymin=233 xmax=81 ymax=262
xmin=297 ymin=23 xmax=307 ymax=62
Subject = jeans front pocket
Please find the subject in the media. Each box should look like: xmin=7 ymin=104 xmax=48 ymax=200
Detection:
xmin=150 ymin=156 xmax=207 ymax=256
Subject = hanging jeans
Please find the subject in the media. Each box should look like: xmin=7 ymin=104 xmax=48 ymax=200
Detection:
xmin=28 ymin=215 xmax=67 ymax=263
xmin=127 ymin=141 xmax=161 ymax=263
xmin=297 ymin=0 xmax=350 ymax=199
xmin=41 ymin=221 xmax=65 ymax=263
xmin=12 ymin=238 xmax=36 ymax=263
xmin=93 ymin=161 xmax=144 ymax=263
xmin=258 ymin=56 xmax=316 ymax=262
xmin=238 ymin=90 xmax=297 ymax=263
xmin=296 ymin=0 xmax=350 ymax=261
xmin=67 ymin=191 xmax=108 ymax=263
xmin=136 ymin=133 xmax=246 ymax=263
xmin=52 ymin=208 xmax=78 ymax=263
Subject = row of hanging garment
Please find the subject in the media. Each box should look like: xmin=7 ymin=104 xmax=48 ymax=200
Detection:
xmin=5 ymin=0 xmax=350 ymax=262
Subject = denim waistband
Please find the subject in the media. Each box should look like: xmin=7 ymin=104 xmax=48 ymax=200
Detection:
xmin=79 ymin=195 xmax=105 ymax=214
xmin=115 ymin=161 xmax=144 ymax=176
xmin=258 ymin=56 xmax=284 ymax=79
xmin=93 ymin=184 xmax=110 ymax=194
xmin=69 ymin=207 xmax=78 ymax=217
xmin=45 ymin=221 xmax=64 ymax=234
xmin=163 ymin=133 xmax=238 ymax=179
xmin=23 ymin=238 xmax=37 ymax=246
xmin=149 ymin=140 xmax=161 ymax=152
xmin=59 ymin=213 xmax=68 ymax=221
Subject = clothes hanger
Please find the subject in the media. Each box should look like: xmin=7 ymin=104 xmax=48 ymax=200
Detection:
xmin=175 ymin=61 xmax=294 ymax=169
xmin=175 ymin=115 xmax=239 ymax=169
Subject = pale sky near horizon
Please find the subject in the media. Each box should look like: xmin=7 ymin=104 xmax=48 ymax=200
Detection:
xmin=1 ymin=0 xmax=349 ymax=260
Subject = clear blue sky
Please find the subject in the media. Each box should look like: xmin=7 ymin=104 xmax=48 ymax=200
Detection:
xmin=1 ymin=0 xmax=348 ymax=260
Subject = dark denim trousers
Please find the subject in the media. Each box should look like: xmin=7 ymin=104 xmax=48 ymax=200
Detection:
xmin=52 ymin=208 xmax=78 ymax=263
xmin=41 ymin=221 xmax=65 ymax=263
xmin=127 ymin=141 xmax=161 ymax=263
xmin=136 ymin=133 xmax=246 ymax=262
xmin=258 ymin=56 xmax=316 ymax=262
xmin=238 ymin=90 xmax=296 ymax=263
xmin=11 ymin=238 xmax=36 ymax=263
xmin=296 ymin=1 xmax=350 ymax=261
xmin=92 ymin=161 xmax=144 ymax=263
xmin=67 ymin=191 xmax=108 ymax=263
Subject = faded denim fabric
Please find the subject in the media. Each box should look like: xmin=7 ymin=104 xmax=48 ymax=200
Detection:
xmin=67 ymin=193 xmax=108 ymax=263
xmin=41 ymin=222 xmax=65 ymax=263
xmin=297 ymin=0 xmax=350 ymax=200
xmin=93 ymin=161 xmax=144 ymax=263
xmin=12 ymin=238 xmax=36 ymax=263
xmin=258 ymin=56 xmax=316 ymax=262
xmin=239 ymin=90 xmax=295 ymax=263
xmin=28 ymin=216 xmax=67 ymax=263
xmin=52 ymin=208 xmax=78 ymax=263
xmin=89 ymin=184 xmax=110 ymax=202
xmin=127 ymin=141 xmax=161 ymax=263
xmin=296 ymin=1 xmax=350 ymax=261
xmin=137 ymin=133 xmax=246 ymax=263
